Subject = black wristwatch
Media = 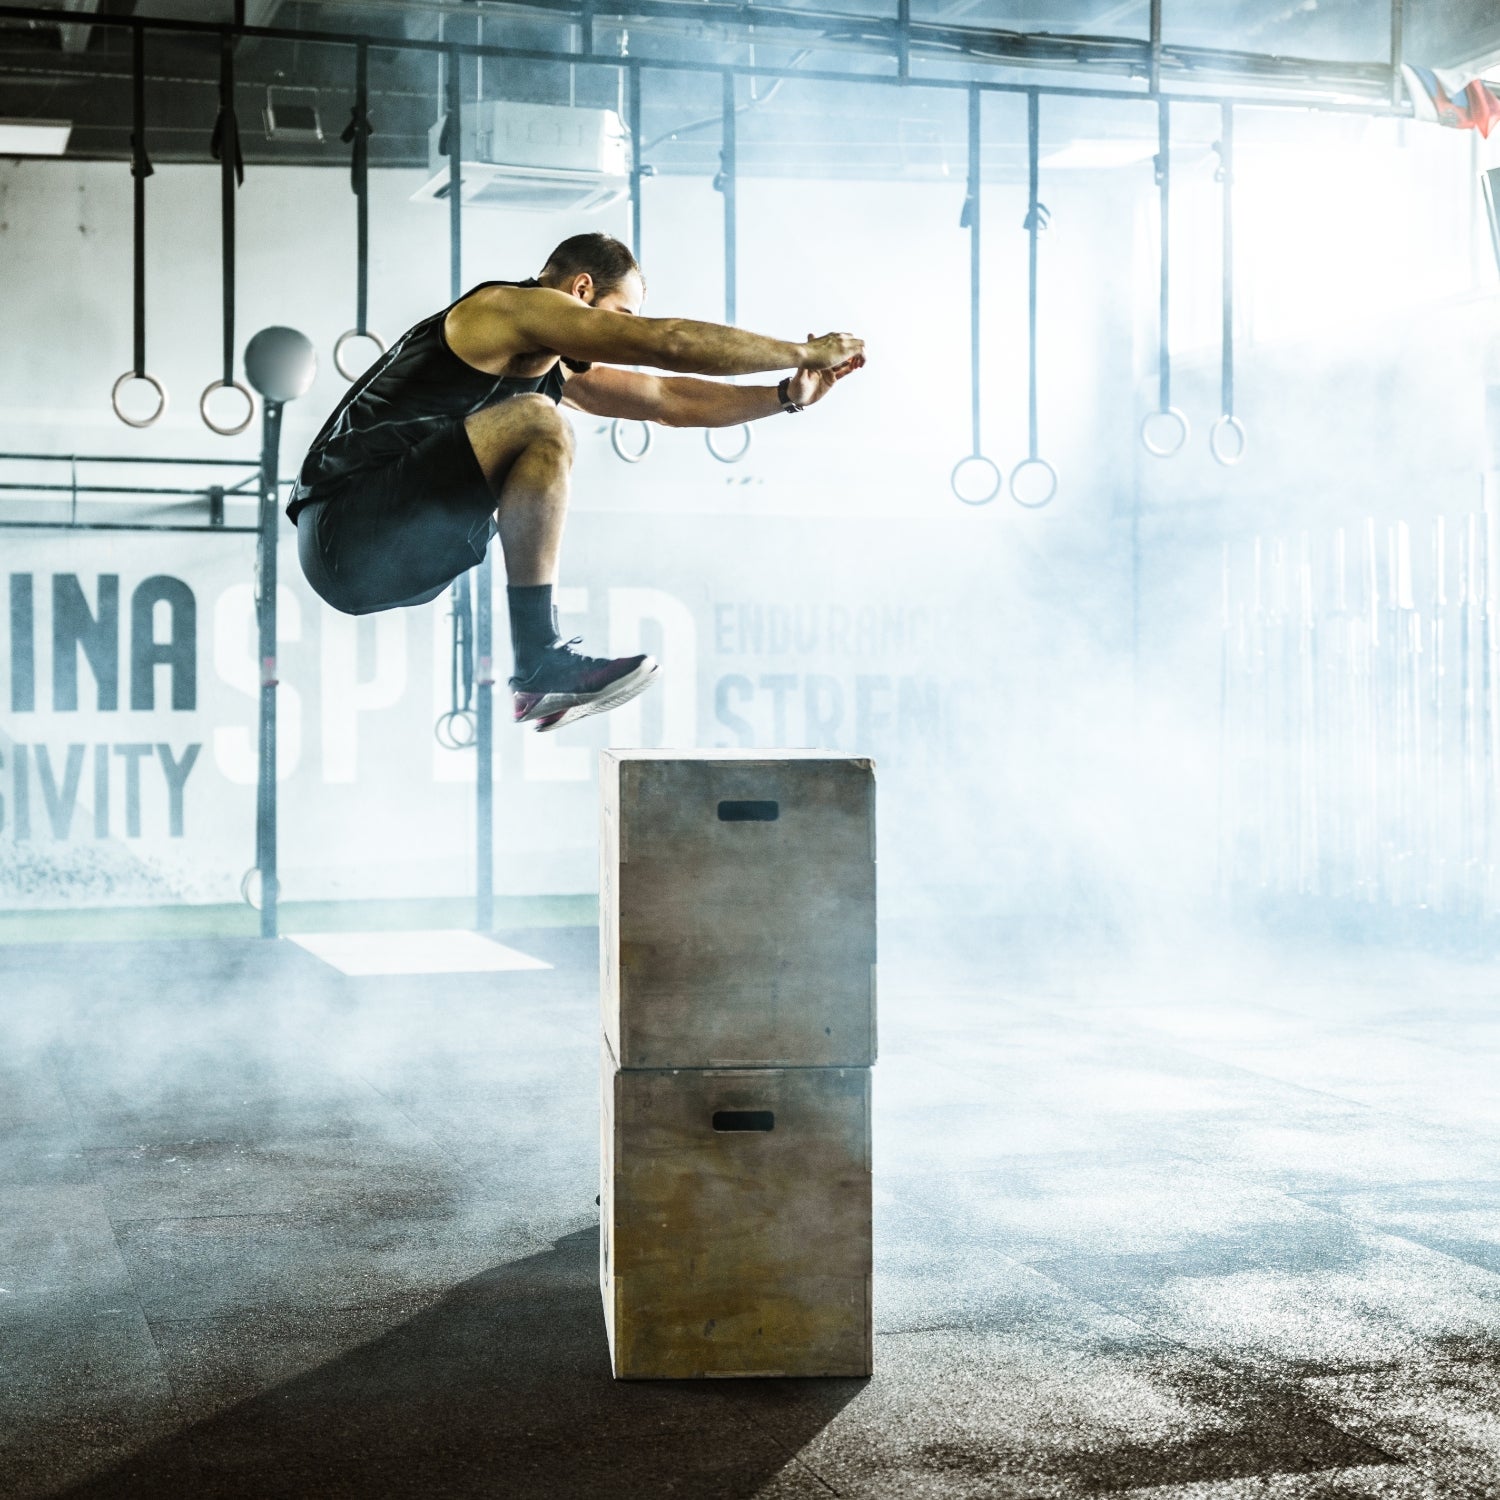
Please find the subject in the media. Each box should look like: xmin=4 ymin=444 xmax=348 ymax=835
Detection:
xmin=776 ymin=377 xmax=804 ymax=414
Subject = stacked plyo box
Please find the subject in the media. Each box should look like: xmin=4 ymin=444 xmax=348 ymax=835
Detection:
xmin=599 ymin=750 xmax=877 ymax=1380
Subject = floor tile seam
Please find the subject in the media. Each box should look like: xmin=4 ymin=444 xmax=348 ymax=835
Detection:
xmin=89 ymin=1161 xmax=508 ymax=1217
xmin=1103 ymin=1033 xmax=1500 ymax=1125
xmin=1154 ymin=1146 xmax=1448 ymax=1224
xmin=354 ymin=1072 xmax=558 ymax=1167
xmin=104 ymin=1202 xmax=579 ymax=1235
xmin=140 ymin=1291 xmax=446 ymax=1329
xmin=1091 ymin=1461 xmax=1420 ymax=1500
xmin=43 ymin=1054 xmax=174 ymax=1388
xmin=1286 ymin=1382 xmax=1477 ymax=1485
xmin=1011 ymin=1260 xmax=1411 ymax=1473
xmin=132 ymin=1301 xmax=199 ymax=1442
xmin=1329 ymin=1102 xmax=1500 ymax=1148
xmin=108 ymin=1208 xmax=313 ymax=1229
xmin=935 ymin=1032 xmax=1500 ymax=1144
xmin=1023 ymin=1221 xmax=1500 ymax=1299
xmin=72 ymin=1131 xmax=470 ymax=1158
xmin=1282 ymin=1175 xmax=1500 ymax=1197
xmin=1024 ymin=1263 xmax=1488 ymax=1465
xmin=1267 ymin=1205 xmax=1500 ymax=1276
xmin=885 ymin=1294 xmax=1412 ymax=1478
xmin=1159 ymin=1150 xmax=1500 ymax=1268
xmin=0 ymin=1050 xmax=75 ymax=1136
xmin=1291 ymin=1353 xmax=1496 ymax=1382
xmin=1112 ymin=996 xmax=1497 ymax=1044
xmin=874 ymin=1146 xmax=1238 ymax=1189
xmin=39 ymin=1118 xmax=200 ymax=1468
xmin=896 ymin=1038 xmax=1389 ymax=1111
xmin=733 ymin=1405 xmax=844 ymax=1496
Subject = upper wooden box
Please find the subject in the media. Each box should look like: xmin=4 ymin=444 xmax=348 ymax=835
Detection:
xmin=600 ymin=751 xmax=877 ymax=1069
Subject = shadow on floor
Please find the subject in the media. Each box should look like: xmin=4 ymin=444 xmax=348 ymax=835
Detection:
xmin=48 ymin=1229 xmax=862 ymax=1500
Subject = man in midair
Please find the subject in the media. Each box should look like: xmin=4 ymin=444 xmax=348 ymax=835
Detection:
xmin=289 ymin=232 xmax=865 ymax=731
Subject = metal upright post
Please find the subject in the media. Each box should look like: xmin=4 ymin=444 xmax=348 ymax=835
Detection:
xmin=1389 ymin=0 xmax=1405 ymax=109
xmin=256 ymin=399 xmax=283 ymax=939
xmin=476 ymin=568 xmax=494 ymax=933
xmin=448 ymin=38 xmax=493 ymax=933
xmin=721 ymin=72 xmax=737 ymax=326
xmin=1148 ymin=0 xmax=1162 ymax=95
xmin=629 ymin=64 xmax=643 ymax=261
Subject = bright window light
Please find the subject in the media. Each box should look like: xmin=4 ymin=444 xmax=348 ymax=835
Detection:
xmin=287 ymin=929 xmax=554 ymax=977
xmin=0 ymin=119 xmax=72 ymax=155
xmin=1042 ymin=140 xmax=1158 ymax=169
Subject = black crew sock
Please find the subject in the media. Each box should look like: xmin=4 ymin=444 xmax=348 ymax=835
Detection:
xmin=508 ymin=584 xmax=557 ymax=678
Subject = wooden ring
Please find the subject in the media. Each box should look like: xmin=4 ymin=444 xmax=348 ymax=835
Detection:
xmin=200 ymin=378 xmax=256 ymax=437
xmin=111 ymin=370 xmax=168 ymax=429
xmin=610 ymin=419 xmax=653 ymax=464
xmin=334 ymin=327 xmax=388 ymax=381
xmin=950 ymin=453 xmax=1004 ymax=506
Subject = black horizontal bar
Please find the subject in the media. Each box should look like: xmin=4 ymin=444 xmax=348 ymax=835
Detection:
xmin=0 ymin=520 xmax=260 ymax=534
xmin=0 ymin=481 xmax=254 ymax=497
xmin=0 ymin=4 xmax=1408 ymax=116
xmin=0 ymin=451 xmax=259 ymax=468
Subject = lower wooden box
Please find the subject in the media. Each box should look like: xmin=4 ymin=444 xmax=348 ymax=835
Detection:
xmin=600 ymin=1046 xmax=872 ymax=1379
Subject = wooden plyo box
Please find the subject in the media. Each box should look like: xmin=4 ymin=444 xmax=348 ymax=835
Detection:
xmin=600 ymin=1047 xmax=873 ymax=1379
xmin=600 ymin=750 xmax=877 ymax=1069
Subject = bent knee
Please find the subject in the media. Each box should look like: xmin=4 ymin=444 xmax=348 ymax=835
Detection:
xmin=479 ymin=393 xmax=573 ymax=448
xmin=533 ymin=406 xmax=576 ymax=455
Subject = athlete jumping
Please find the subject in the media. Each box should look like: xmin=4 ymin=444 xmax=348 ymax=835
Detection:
xmin=288 ymin=233 xmax=865 ymax=732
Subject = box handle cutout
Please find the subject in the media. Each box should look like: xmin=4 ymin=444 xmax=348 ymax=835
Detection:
xmin=713 ymin=1110 xmax=775 ymax=1132
xmin=718 ymin=800 xmax=779 ymax=822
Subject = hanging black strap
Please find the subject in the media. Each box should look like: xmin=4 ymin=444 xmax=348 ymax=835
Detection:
xmin=209 ymin=33 xmax=244 ymax=388
xmin=960 ymin=85 xmax=981 ymax=459
xmin=628 ymin=63 xmax=643 ymax=263
xmin=341 ymin=43 xmax=374 ymax=336
xmin=443 ymin=46 xmax=462 ymax=301
xmin=1022 ymin=90 xmax=1050 ymax=462
xmin=1154 ymin=96 xmax=1171 ymax=413
xmin=128 ymin=26 xmax=153 ymax=379
xmin=453 ymin=574 xmax=474 ymax=714
xmin=1217 ymin=102 xmax=1235 ymax=421
xmin=717 ymin=72 xmax=737 ymax=324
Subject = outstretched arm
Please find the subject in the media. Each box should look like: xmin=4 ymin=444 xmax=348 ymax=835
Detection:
xmin=448 ymin=284 xmax=862 ymax=377
xmin=563 ymin=356 xmax=866 ymax=426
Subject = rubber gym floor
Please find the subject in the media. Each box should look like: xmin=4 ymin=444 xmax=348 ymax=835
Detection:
xmin=4 ymin=915 xmax=1500 ymax=1498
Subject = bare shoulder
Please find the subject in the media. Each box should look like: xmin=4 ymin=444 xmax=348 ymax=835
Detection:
xmin=446 ymin=284 xmax=570 ymax=372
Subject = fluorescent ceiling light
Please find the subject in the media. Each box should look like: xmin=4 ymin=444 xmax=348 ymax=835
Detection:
xmin=1041 ymin=139 xmax=1157 ymax=169
xmin=0 ymin=119 xmax=72 ymax=155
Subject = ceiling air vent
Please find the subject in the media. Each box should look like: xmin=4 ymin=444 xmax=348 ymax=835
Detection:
xmin=412 ymin=101 xmax=629 ymax=213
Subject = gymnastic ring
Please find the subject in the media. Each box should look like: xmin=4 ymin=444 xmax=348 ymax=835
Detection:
xmin=1009 ymin=456 xmax=1058 ymax=510
xmin=111 ymin=370 xmax=169 ymax=429
xmin=706 ymin=424 xmax=753 ymax=464
xmin=333 ymin=327 xmax=387 ymax=382
xmin=1209 ymin=414 xmax=1248 ymax=468
xmin=200 ymin=378 xmax=256 ymax=437
xmin=1140 ymin=406 xmax=1190 ymax=458
xmin=435 ymin=709 xmax=477 ymax=751
xmin=950 ymin=453 xmax=1004 ymax=506
xmin=610 ymin=418 xmax=653 ymax=464
xmin=239 ymin=867 xmax=262 ymax=912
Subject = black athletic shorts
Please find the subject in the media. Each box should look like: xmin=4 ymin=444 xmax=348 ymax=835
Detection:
xmin=295 ymin=418 xmax=496 ymax=616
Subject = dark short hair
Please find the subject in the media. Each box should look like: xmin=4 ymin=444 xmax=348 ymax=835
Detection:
xmin=540 ymin=232 xmax=643 ymax=295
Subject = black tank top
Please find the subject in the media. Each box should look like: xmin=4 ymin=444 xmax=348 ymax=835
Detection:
xmin=286 ymin=279 xmax=574 ymax=521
